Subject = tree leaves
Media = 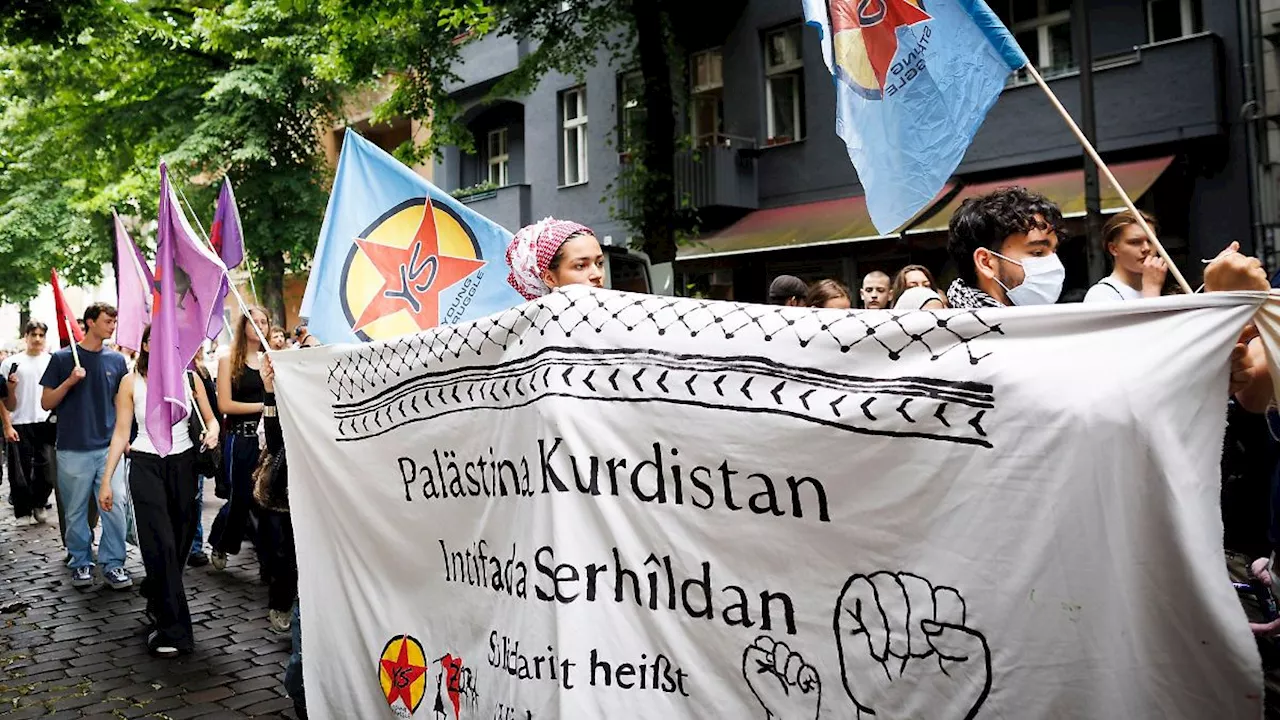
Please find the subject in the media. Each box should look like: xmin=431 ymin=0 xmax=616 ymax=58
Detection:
xmin=0 ymin=0 xmax=340 ymax=317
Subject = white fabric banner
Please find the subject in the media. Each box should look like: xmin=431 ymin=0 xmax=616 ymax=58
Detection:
xmin=274 ymin=287 xmax=1279 ymax=720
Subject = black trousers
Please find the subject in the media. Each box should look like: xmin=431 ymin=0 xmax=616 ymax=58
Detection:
xmin=209 ymin=432 xmax=265 ymax=560
xmin=130 ymin=449 xmax=198 ymax=651
xmin=11 ymin=422 xmax=54 ymax=518
xmin=263 ymin=510 xmax=298 ymax=612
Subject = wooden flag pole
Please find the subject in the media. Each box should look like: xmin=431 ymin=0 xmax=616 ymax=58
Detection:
xmin=176 ymin=185 xmax=261 ymax=305
xmin=62 ymin=314 xmax=80 ymax=369
xmin=1025 ymin=62 xmax=1193 ymax=295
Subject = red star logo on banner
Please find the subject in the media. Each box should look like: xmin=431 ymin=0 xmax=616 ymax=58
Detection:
xmin=380 ymin=636 xmax=427 ymax=709
xmin=352 ymin=200 xmax=485 ymax=332
xmin=830 ymin=0 xmax=931 ymax=89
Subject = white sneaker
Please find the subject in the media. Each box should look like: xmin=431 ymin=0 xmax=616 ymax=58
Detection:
xmin=268 ymin=609 xmax=292 ymax=634
xmin=30 ymin=508 xmax=47 ymax=525
xmin=103 ymin=566 xmax=132 ymax=590
xmin=210 ymin=550 xmax=228 ymax=571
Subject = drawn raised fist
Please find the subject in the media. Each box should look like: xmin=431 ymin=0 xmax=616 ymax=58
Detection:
xmin=743 ymin=635 xmax=821 ymax=720
xmin=834 ymin=572 xmax=990 ymax=720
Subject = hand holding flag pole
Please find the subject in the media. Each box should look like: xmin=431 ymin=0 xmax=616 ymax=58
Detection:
xmin=62 ymin=315 xmax=80 ymax=369
xmin=1023 ymin=62 xmax=1193 ymax=295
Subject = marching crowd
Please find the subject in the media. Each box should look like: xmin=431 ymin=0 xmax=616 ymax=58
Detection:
xmin=1 ymin=184 xmax=1276 ymax=718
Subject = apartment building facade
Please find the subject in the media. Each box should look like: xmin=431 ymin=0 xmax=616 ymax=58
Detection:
xmin=431 ymin=0 xmax=1255 ymax=301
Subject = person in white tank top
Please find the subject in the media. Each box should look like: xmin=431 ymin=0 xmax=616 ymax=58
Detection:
xmin=1083 ymin=210 xmax=1169 ymax=303
xmin=97 ymin=327 xmax=219 ymax=658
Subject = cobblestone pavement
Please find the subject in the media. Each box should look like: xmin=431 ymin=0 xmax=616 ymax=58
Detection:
xmin=0 ymin=483 xmax=296 ymax=719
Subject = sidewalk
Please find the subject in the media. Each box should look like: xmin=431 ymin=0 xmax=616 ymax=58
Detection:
xmin=0 ymin=483 xmax=295 ymax=719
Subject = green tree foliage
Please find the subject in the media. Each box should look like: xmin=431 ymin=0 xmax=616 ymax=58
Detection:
xmin=317 ymin=0 xmax=684 ymax=264
xmin=0 ymin=0 xmax=341 ymax=323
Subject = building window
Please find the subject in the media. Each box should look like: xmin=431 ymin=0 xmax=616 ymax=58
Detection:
xmin=691 ymin=48 xmax=725 ymax=147
xmin=560 ymin=87 xmax=588 ymax=186
xmin=992 ymin=0 xmax=1074 ymax=79
xmin=764 ymin=25 xmax=805 ymax=146
xmin=1147 ymin=0 xmax=1202 ymax=43
xmin=486 ymin=128 xmax=509 ymax=187
xmin=618 ymin=72 xmax=646 ymax=157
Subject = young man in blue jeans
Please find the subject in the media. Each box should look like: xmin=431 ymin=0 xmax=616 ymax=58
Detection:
xmin=40 ymin=303 xmax=132 ymax=590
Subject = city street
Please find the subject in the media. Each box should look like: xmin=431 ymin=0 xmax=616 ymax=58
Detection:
xmin=0 ymin=484 xmax=296 ymax=719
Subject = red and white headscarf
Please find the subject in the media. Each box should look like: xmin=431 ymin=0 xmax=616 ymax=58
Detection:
xmin=505 ymin=217 xmax=594 ymax=301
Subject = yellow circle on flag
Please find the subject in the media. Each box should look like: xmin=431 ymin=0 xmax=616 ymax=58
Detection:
xmin=341 ymin=199 xmax=484 ymax=341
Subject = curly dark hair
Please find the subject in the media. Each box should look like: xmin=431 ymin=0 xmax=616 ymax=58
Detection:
xmin=947 ymin=187 xmax=1066 ymax=284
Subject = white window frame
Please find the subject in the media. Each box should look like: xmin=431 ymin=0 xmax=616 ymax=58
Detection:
xmin=996 ymin=0 xmax=1072 ymax=77
xmin=486 ymin=128 xmax=509 ymax=187
xmin=764 ymin=25 xmax=804 ymax=145
xmin=560 ymin=87 xmax=589 ymax=187
xmin=692 ymin=48 xmax=724 ymax=94
xmin=619 ymin=71 xmax=646 ymax=156
xmin=1146 ymin=0 xmax=1200 ymax=43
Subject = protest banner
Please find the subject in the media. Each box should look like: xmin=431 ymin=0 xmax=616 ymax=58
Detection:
xmin=273 ymin=287 xmax=1277 ymax=719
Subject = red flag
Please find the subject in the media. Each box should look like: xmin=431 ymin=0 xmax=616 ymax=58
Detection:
xmin=51 ymin=268 xmax=84 ymax=349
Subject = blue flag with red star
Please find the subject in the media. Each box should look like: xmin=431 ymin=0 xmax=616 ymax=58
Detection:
xmin=300 ymin=130 xmax=522 ymax=344
xmin=803 ymin=0 xmax=1028 ymax=232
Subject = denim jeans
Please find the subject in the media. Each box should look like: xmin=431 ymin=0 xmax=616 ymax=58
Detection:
xmin=283 ymin=600 xmax=305 ymax=709
xmin=191 ymin=475 xmax=208 ymax=555
xmin=57 ymin=447 xmax=128 ymax=570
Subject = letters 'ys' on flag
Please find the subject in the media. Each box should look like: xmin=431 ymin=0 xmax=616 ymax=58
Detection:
xmin=803 ymin=0 xmax=1028 ymax=232
xmin=50 ymin=268 xmax=83 ymax=349
xmin=300 ymin=130 xmax=523 ymax=344
xmin=146 ymin=163 xmax=229 ymax=456
xmin=113 ymin=211 xmax=155 ymax=353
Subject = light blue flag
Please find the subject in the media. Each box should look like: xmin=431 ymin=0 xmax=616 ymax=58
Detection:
xmin=803 ymin=0 xmax=1028 ymax=232
xmin=301 ymin=129 xmax=523 ymax=343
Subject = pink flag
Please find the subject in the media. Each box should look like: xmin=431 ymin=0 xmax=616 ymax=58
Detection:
xmin=146 ymin=163 xmax=229 ymax=456
xmin=113 ymin=211 xmax=154 ymax=353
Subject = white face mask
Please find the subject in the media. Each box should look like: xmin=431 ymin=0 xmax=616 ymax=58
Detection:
xmin=990 ymin=251 xmax=1065 ymax=306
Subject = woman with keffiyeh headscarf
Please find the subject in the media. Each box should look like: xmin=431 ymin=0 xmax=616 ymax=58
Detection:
xmin=505 ymin=218 xmax=604 ymax=300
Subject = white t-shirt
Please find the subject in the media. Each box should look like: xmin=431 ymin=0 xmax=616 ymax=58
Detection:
xmin=131 ymin=374 xmax=194 ymax=456
xmin=6 ymin=352 xmax=51 ymax=425
xmin=1083 ymin=278 xmax=1142 ymax=304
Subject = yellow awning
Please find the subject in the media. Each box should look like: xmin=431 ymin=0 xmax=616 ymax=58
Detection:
xmin=905 ymin=156 xmax=1174 ymax=235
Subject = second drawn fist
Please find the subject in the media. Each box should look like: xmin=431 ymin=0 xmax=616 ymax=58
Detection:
xmin=743 ymin=635 xmax=821 ymax=720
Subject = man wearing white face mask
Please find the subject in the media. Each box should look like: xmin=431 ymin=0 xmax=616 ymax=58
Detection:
xmin=944 ymin=187 xmax=1066 ymax=309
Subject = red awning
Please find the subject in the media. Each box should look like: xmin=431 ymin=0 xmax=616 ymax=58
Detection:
xmin=905 ymin=156 xmax=1174 ymax=235
xmin=678 ymin=185 xmax=953 ymax=260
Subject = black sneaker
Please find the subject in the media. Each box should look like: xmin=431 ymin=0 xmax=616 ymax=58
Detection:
xmin=187 ymin=551 xmax=209 ymax=568
xmin=147 ymin=631 xmax=179 ymax=659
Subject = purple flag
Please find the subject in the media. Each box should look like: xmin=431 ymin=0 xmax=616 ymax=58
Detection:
xmin=113 ymin=211 xmax=154 ymax=353
xmin=146 ymin=163 xmax=230 ymax=456
xmin=211 ymin=180 xmax=244 ymax=270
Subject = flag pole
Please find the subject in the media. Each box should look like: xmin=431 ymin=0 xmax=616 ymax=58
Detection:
xmin=189 ymin=222 xmax=273 ymax=352
xmin=176 ymin=185 xmax=260 ymax=305
xmin=62 ymin=315 xmax=80 ymax=369
xmin=221 ymin=175 xmax=261 ymax=305
xmin=1024 ymin=62 xmax=1193 ymax=295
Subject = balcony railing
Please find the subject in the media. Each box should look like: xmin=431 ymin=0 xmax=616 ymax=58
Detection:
xmin=618 ymin=143 xmax=758 ymax=217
